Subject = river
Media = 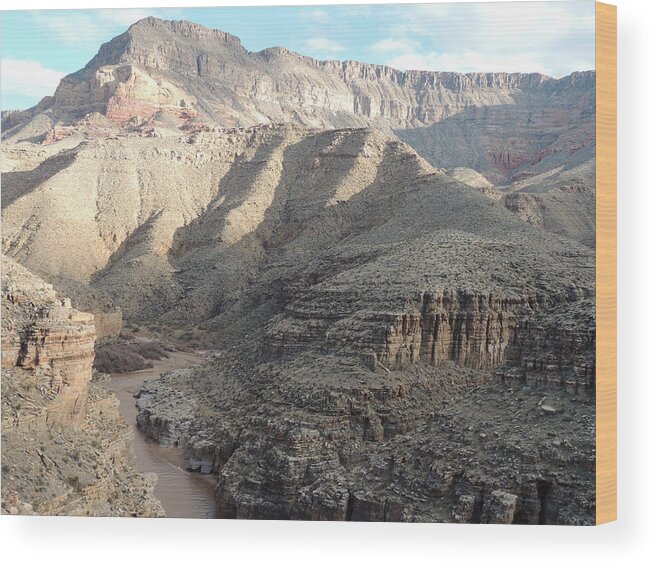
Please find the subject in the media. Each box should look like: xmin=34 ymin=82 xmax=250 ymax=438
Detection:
xmin=106 ymin=350 xmax=217 ymax=519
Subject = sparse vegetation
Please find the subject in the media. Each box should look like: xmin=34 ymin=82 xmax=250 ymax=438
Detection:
xmin=93 ymin=339 xmax=170 ymax=373
xmin=66 ymin=475 xmax=81 ymax=490
xmin=94 ymin=346 xmax=154 ymax=373
xmin=132 ymin=341 xmax=170 ymax=360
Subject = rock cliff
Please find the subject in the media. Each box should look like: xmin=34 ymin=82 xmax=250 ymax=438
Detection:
xmin=135 ymin=344 xmax=595 ymax=524
xmin=1 ymin=255 xmax=163 ymax=516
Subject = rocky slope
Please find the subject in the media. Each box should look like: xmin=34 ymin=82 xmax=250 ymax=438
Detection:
xmin=2 ymin=120 xmax=595 ymax=523
xmin=2 ymin=18 xmax=596 ymax=248
xmin=136 ymin=342 xmax=595 ymax=523
xmin=2 ymin=125 xmax=594 ymax=337
xmin=118 ymin=125 xmax=594 ymax=523
xmin=1 ymin=255 xmax=163 ymax=516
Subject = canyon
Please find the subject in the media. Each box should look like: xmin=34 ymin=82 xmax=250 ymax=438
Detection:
xmin=1 ymin=17 xmax=596 ymax=523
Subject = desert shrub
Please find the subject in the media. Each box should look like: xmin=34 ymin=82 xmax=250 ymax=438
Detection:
xmin=132 ymin=341 xmax=170 ymax=360
xmin=93 ymin=345 xmax=153 ymax=373
xmin=93 ymin=339 xmax=172 ymax=373
xmin=119 ymin=329 xmax=135 ymax=340
xmin=66 ymin=475 xmax=80 ymax=490
xmin=178 ymin=330 xmax=196 ymax=342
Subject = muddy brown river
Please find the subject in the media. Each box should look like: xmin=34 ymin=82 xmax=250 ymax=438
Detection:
xmin=106 ymin=351 xmax=217 ymax=519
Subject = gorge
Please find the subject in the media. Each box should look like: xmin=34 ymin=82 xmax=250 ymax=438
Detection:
xmin=105 ymin=351 xmax=216 ymax=519
xmin=1 ymin=17 xmax=596 ymax=524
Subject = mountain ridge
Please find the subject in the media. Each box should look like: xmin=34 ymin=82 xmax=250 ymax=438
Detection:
xmin=3 ymin=17 xmax=595 ymax=185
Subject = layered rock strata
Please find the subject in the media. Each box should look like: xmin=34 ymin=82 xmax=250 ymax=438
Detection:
xmin=1 ymin=256 xmax=163 ymax=516
xmin=136 ymin=346 xmax=595 ymax=524
xmin=3 ymin=17 xmax=595 ymax=184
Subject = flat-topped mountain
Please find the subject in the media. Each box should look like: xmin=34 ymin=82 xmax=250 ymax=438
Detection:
xmin=3 ymin=17 xmax=595 ymax=186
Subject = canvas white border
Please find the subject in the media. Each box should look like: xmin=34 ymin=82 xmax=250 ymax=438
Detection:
xmin=0 ymin=0 xmax=654 ymax=563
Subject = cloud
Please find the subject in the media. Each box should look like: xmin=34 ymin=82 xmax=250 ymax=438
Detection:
xmin=391 ymin=1 xmax=593 ymax=41
xmin=303 ymin=38 xmax=346 ymax=57
xmin=371 ymin=38 xmax=420 ymax=53
xmin=386 ymin=50 xmax=550 ymax=76
xmin=302 ymin=9 xmax=332 ymax=24
xmin=1 ymin=58 xmax=65 ymax=99
xmin=32 ymin=8 xmax=166 ymax=46
xmin=375 ymin=1 xmax=595 ymax=76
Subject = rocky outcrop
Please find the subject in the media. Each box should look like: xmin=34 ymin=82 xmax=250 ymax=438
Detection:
xmin=52 ymin=63 xmax=198 ymax=128
xmin=497 ymin=302 xmax=596 ymax=393
xmin=262 ymin=252 xmax=594 ymax=395
xmin=1 ymin=260 xmax=95 ymax=428
xmin=135 ymin=372 xmax=198 ymax=448
xmin=1 ymin=256 xmax=163 ymax=516
xmin=135 ymin=345 xmax=595 ymax=524
xmin=364 ymin=291 xmax=542 ymax=370
xmin=264 ymin=290 xmax=594 ymax=392
xmin=93 ymin=310 xmax=123 ymax=338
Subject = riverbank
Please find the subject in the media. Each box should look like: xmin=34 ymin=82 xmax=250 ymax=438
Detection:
xmin=105 ymin=350 xmax=217 ymax=519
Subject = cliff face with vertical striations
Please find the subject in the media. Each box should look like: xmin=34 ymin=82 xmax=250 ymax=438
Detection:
xmin=1 ymin=256 xmax=96 ymax=429
xmin=1 ymin=256 xmax=163 ymax=516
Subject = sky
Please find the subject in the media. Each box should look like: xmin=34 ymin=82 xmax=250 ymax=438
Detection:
xmin=1 ymin=2 xmax=596 ymax=110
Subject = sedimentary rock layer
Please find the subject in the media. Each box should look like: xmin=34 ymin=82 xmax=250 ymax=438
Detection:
xmin=136 ymin=345 xmax=595 ymax=524
xmin=1 ymin=256 xmax=163 ymax=516
xmin=3 ymin=17 xmax=595 ymax=185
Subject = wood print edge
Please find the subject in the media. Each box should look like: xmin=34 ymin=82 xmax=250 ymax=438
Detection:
xmin=595 ymin=1 xmax=617 ymax=526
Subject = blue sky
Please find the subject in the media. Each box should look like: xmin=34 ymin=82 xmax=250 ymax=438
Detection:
xmin=1 ymin=2 xmax=595 ymax=110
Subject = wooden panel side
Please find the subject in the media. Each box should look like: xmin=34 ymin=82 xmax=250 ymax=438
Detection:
xmin=595 ymin=1 xmax=617 ymax=526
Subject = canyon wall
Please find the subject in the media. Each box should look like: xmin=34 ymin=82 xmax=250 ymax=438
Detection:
xmin=1 ymin=255 xmax=163 ymax=516
xmin=135 ymin=342 xmax=596 ymax=524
